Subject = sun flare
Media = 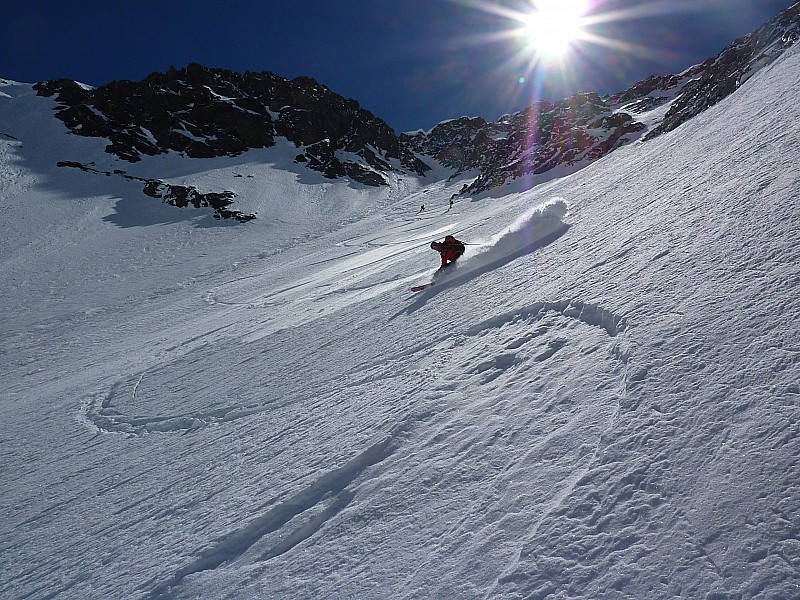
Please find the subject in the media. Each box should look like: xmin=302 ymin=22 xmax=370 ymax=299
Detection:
xmin=522 ymin=0 xmax=589 ymax=57
xmin=444 ymin=0 xmax=672 ymax=104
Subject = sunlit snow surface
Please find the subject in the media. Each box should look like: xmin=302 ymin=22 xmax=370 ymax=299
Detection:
xmin=2 ymin=47 xmax=800 ymax=600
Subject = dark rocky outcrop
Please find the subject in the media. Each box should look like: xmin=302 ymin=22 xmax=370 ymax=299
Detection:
xmin=403 ymin=2 xmax=799 ymax=196
xmin=645 ymin=2 xmax=800 ymax=140
xmin=31 ymin=2 xmax=800 ymax=205
xmin=141 ymin=180 xmax=253 ymax=222
xmin=606 ymin=62 xmax=711 ymax=108
xmin=35 ymin=63 xmax=430 ymax=188
xmin=55 ymin=160 xmax=256 ymax=222
xmin=404 ymin=93 xmax=644 ymax=196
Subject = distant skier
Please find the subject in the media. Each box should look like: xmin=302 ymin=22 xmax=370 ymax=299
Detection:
xmin=419 ymin=204 xmax=425 ymax=213
xmin=430 ymin=235 xmax=465 ymax=270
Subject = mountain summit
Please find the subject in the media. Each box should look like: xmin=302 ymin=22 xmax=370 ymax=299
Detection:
xmin=27 ymin=2 xmax=800 ymax=213
xmin=34 ymin=63 xmax=430 ymax=188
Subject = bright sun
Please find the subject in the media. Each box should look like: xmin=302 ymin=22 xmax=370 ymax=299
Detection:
xmin=522 ymin=0 xmax=589 ymax=57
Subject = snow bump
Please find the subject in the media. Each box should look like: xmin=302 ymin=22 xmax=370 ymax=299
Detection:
xmin=466 ymin=299 xmax=628 ymax=339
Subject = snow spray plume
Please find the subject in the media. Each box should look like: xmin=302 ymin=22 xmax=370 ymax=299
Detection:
xmin=430 ymin=198 xmax=569 ymax=288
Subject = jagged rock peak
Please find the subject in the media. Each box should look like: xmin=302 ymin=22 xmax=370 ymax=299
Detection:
xmin=34 ymin=63 xmax=430 ymax=187
xmin=29 ymin=3 xmax=800 ymax=198
xmin=404 ymin=91 xmax=644 ymax=196
xmin=645 ymin=1 xmax=800 ymax=140
xmin=403 ymin=3 xmax=800 ymax=197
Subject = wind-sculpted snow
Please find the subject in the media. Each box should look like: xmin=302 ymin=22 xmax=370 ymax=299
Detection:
xmin=66 ymin=188 xmax=631 ymax=595
xmin=79 ymin=295 xmax=627 ymax=440
xmin=123 ymin=293 xmax=630 ymax=599
xmin=79 ymin=378 xmax=273 ymax=435
xmin=145 ymin=415 xmax=422 ymax=599
xmin=4 ymin=37 xmax=800 ymax=600
xmin=78 ymin=198 xmax=578 ymax=438
xmin=466 ymin=298 xmax=628 ymax=340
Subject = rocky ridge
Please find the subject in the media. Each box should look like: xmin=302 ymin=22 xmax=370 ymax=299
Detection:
xmin=55 ymin=161 xmax=254 ymax=222
xmin=35 ymin=64 xmax=430 ymax=189
xmin=403 ymin=93 xmax=646 ymax=196
xmin=404 ymin=2 xmax=799 ymax=196
xmin=645 ymin=2 xmax=800 ymax=140
xmin=29 ymin=2 xmax=800 ymax=215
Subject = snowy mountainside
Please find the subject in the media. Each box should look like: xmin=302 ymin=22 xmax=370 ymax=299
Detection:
xmin=406 ymin=1 xmax=800 ymax=197
xmin=3 ymin=32 xmax=800 ymax=600
xmin=0 ymin=78 xmax=434 ymax=326
xmin=11 ymin=1 xmax=797 ymax=224
xmin=33 ymin=64 xmax=430 ymax=187
xmin=645 ymin=0 xmax=800 ymax=139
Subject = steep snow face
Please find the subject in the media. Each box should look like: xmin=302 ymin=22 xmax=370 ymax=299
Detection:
xmin=2 ymin=46 xmax=800 ymax=600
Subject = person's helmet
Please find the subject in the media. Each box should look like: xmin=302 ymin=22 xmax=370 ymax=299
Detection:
xmin=430 ymin=241 xmax=437 ymax=249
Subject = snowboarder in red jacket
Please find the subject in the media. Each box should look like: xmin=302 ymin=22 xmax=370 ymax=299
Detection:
xmin=430 ymin=235 xmax=465 ymax=270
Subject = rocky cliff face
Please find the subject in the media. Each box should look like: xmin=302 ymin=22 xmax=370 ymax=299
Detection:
xmin=403 ymin=2 xmax=800 ymax=196
xmin=645 ymin=2 xmax=800 ymax=140
xmin=34 ymin=63 xmax=430 ymax=188
xmin=403 ymin=93 xmax=645 ymax=196
xmin=30 ymin=2 xmax=800 ymax=209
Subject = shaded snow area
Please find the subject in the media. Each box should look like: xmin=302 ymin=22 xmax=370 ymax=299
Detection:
xmin=2 ymin=47 xmax=800 ymax=600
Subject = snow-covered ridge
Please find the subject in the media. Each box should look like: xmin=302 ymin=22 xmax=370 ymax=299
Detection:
xmin=33 ymin=63 xmax=430 ymax=191
xmin=3 ymin=1 xmax=795 ymax=224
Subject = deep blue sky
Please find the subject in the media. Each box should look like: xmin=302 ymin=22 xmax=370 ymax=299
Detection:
xmin=1 ymin=1 xmax=793 ymax=132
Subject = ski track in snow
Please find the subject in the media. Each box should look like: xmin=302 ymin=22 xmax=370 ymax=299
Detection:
xmin=78 ymin=200 xmax=599 ymax=439
xmin=64 ymin=193 xmax=633 ymax=599
xmin=135 ymin=295 xmax=632 ymax=599
xmin=143 ymin=414 xmax=424 ymax=598
xmin=77 ymin=297 xmax=629 ymax=437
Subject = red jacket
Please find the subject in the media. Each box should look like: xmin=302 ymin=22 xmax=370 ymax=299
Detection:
xmin=431 ymin=235 xmax=465 ymax=268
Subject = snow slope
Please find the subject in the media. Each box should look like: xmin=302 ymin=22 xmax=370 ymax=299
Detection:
xmin=2 ymin=45 xmax=800 ymax=600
